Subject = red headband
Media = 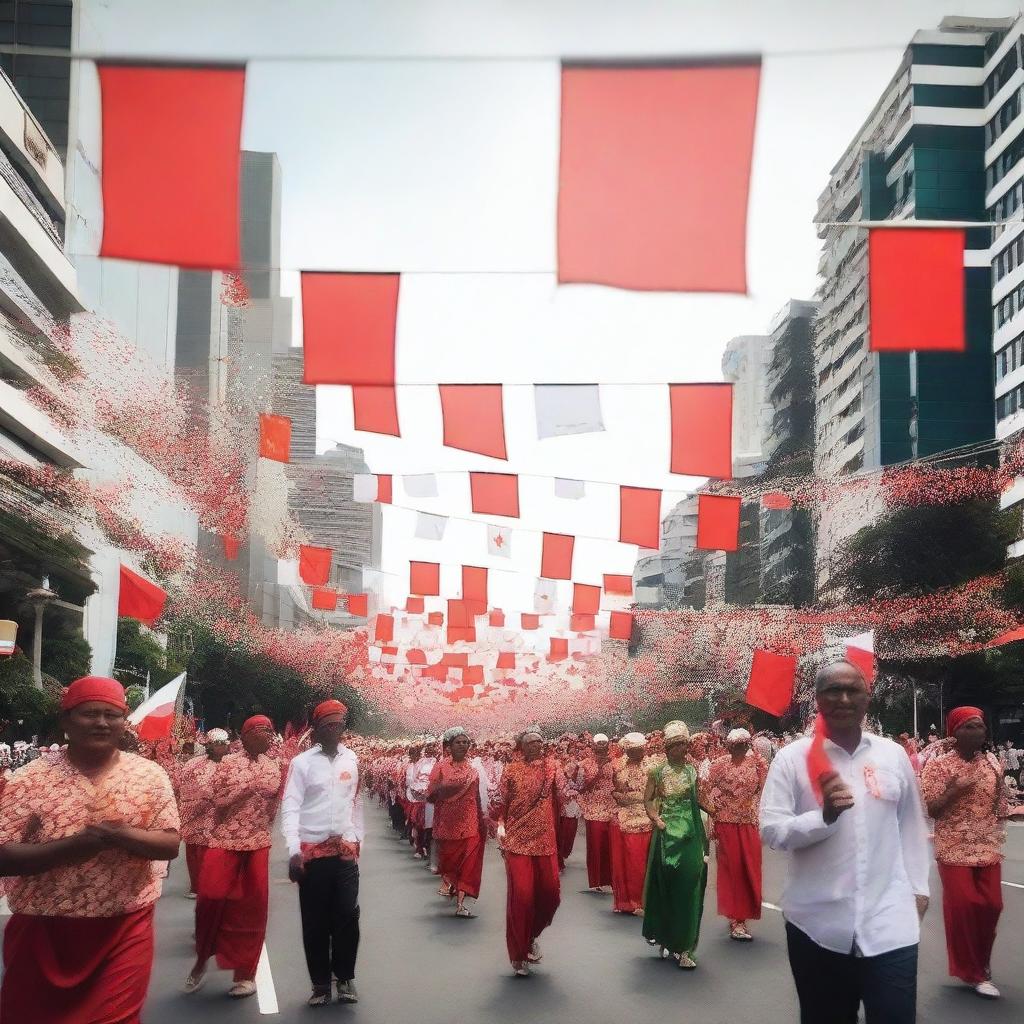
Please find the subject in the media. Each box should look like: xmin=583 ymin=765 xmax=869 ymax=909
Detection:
xmin=946 ymin=706 xmax=984 ymax=737
xmin=61 ymin=676 xmax=127 ymax=713
xmin=241 ymin=714 xmax=274 ymax=736
xmin=312 ymin=699 xmax=348 ymax=724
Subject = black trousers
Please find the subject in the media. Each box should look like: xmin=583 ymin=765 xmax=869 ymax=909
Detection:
xmin=298 ymin=857 xmax=360 ymax=986
xmin=786 ymin=923 xmax=918 ymax=1024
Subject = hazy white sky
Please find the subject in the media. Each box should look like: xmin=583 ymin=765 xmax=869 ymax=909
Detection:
xmin=82 ymin=0 xmax=1024 ymax=609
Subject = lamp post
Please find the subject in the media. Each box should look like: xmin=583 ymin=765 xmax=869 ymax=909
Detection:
xmin=24 ymin=578 xmax=57 ymax=689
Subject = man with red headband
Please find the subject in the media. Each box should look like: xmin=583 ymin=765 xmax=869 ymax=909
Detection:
xmin=760 ymin=656 xmax=930 ymax=1024
xmin=0 ymin=676 xmax=180 ymax=1022
xmin=186 ymin=713 xmax=283 ymax=999
xmin=281 ymin=699 xmax=364 ymax=1006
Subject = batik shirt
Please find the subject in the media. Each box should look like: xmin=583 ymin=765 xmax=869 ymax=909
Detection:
xmin=920 ymin=750 xmax=1007 ymax=866
xmin=427 ymin=758 xmax=481 ymax=840
xmin=612 ymin=758 xmax=654 ymax=833
xmin=177 ymin=756 xmax=218 ymax=844
xmin=495 ymin=758 xmax=565 ymax=856
xmin=206 ymin=751 xmax=283 ymax=851
xmin=706 ymin=752 xmax=768 ymax=825
xmin=575 ymin=757 xmax=616 ymax=822
xmin=0 ymin=750 xmax=179 ymax=917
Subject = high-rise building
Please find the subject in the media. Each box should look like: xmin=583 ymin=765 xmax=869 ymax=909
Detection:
xmin=814 ymin=17 xmax=1002 ymax=592
xmin=721 ymin=333 xmax=771 ymax=478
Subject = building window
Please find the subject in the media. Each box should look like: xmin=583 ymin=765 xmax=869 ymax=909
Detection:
xmin=986 ymin=88 xmax=1023 ymax=147
xmin=985 ymin=43 xmax=1020 ymax=104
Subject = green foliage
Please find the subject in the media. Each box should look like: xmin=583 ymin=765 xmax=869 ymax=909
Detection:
xmin=40 ymin=630 xmax=92 ymax=685
xmin=0 ymin=652 xmax=59 ymax=738
xmin=124 ymin=684 xmax=147 ymax=712
xmin=113 ymin=617 xmax=174 ymax=689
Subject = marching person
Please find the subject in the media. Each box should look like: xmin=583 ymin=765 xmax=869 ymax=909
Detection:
xmin=705 ymin=727 xmax=767 ymax=941
xmin=186 ymin=715 xmax=284 ymax=999
xmin=0 ymin=676 xmax=179 ymax=1022
xmin=281 ymin=700 xmax=363 ymax=1006
xmin=493 ymin=726 xmax=566 ymax=977
xmin=427 ymin=726 xmax=485 ymax=917
xmin=920 ymin=706 xmax=1020 ymax=1000
xmin=610 ymin=732 xmax=653 ymax=915
xmin=760 ymin=657 xmax=930 ymax=1024
xmin=178 ymin=727 xmax=231 ymax=899
xmin=576 ymin=732 xmax=616 ymax=893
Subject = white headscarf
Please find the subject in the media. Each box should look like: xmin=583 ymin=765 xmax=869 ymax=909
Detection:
xmin=727 ymin=728 xmax=752 ymax=745
xmin=206 ymin=728 xmax=230 ymax=743
xmin=620 ymin=732 xmax=647 ymax=749
xmin=592 ymin=733 xmax=609 ymax=744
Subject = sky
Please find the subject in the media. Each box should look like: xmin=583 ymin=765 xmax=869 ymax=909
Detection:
xmin=81 ymin=0 xmax=1024 ymax=612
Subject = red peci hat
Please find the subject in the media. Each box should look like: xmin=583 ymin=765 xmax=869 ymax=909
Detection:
xmin=241 ymin=714 xmax=274 ymax=736
xmin=312 ymin=699 xmax=348 ymax=724
xmin=61 ymin=676 xmax=128 ymax=713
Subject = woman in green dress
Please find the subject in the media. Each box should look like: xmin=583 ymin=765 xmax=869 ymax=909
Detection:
xmin=642 ymin=720 xmax=708 ymax=969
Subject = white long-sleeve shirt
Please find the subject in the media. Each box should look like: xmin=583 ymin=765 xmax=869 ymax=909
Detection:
xmin=759 ymin=732 xmax=930 ymax=957
xmin=281 ymin=744 xmax=365 ymax=858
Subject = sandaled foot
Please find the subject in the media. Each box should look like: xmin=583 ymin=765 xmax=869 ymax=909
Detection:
xmin=183 ymin=890 xmax=197 ymax=900
xmin=336 ymin=980 xmax=358 ymax=1003
xmin=307 ymin=986 xmax=332 ymax=1007
xmin=184 ymin=971 xmax=206 ymax=994
xmin=512 ymin=961 xmax=530 ymax=977
xmin=632 ymin=907 xmax=644 ymax=917
xmin=455 ymin=905 xmax=476 ymax=918
xmin=975 ymin=981 xmax=1000 ymax=999
xmin=526 ymin=940 xmax=543 ymax=963
xmin=678 ymin=953 xmax=697 ymax=970
xmin=228 ymin=980 xmax=257 ymax=998
xmin=730 ymin=923 xmax=753 ymax=941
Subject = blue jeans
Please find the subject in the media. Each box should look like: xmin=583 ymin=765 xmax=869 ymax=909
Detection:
xmin=786 ymin=922 xmax=918 ymax=1024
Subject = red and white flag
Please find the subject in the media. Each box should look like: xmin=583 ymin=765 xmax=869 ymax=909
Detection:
xmin=487 ymin=524 xmax=512 ymax=558
xmin=844 ymin=630 xmax=876 ymax=686
xmin=128 ymin=672 xmax=186 ymax=742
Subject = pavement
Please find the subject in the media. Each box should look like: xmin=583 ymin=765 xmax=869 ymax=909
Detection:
xmin=3 ymin=816 xmax=1023 ymax=1023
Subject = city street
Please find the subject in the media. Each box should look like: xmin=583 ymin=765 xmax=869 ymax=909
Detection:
xmin=83 ymin=812 xmax=1024 ymax=1023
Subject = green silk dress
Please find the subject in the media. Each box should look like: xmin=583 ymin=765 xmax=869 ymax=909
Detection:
xmin=641 ymin=760 xmax=708 ymax=958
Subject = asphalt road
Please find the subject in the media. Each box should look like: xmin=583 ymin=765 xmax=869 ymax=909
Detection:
xmin=3 ymin=815 xmax=1023 ymax=1022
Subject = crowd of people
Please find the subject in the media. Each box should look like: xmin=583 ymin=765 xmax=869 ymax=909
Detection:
xmin=0 ymin=660 xmax=1021 ymax=1022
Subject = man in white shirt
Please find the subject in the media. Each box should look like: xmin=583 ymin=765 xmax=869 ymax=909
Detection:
xmin=281 ymin=700 xmax=364 ymax=1008
xmin=760 ymin=657 xmax=930 ymax=1024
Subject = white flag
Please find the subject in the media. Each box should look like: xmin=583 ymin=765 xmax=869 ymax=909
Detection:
xmin=415 ymin=512 xmax=448 ymax=541
xmin=487 ymin=524 xmax=512 ymax=558
xmin=403 ymin=473 xmax=438 ymax=498
xmin=534 ymin=384 xmax=605 ymax=439
xmin=277 ymin=558 xmax=299 ymax=585
xmin=353 ymin=474 xmax=377 ymax=502
xmin=534 ymin=579 xmax=556 ymax=614
xmin=554 ymin=478 xmax=586 ymax=500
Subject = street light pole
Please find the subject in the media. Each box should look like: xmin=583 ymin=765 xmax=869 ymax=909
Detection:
xmin=913 ymin=685 xmax=919 ymax=739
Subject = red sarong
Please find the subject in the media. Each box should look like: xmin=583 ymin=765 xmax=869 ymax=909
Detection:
xmin=938 ymin=861 xmax=1003 ymax=984
xmin=504 ymin=852 xmax=560 ymax=963
xmin=715 ymin=821 xmax=762 ymax=922
xmin=610 ymin=824 xmax=651 ymax=913
xmin=557 ymin=816 xmax=578 ymax=863
xmin=437 ymin=831 xmax=484 ymax=899
xmin=0 ymin=905 xmax=155 ymax=1023
xmin=585 ymin=818 xmax=612 ymax=887
xmin=185 ymin=842 xmax=207 ymax=893
xmin=194 ymin=846 xmax=269 ymax=981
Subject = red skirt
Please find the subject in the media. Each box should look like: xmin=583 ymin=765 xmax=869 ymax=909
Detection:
xmin=585 ymin=819 xmax=613 ymax=887
xmin=437 ymin=831 xmax=485 ymax=899
xmin=504 ymin=852 xmax=561 ymax=963
xmin=557 ymin=816 xmax=578 ymax=863
xmin=195 ymin=846 xmax=269 ymax=981
xmin=1 ymin=905 xmax=155 ymax=1023
xmin=185 ymin=842 xmax=207 ymax=893
xmin=610 ymin=824 xmax=651 ymax=913
xmin=938 ymin=861 xmax=1003 ymax=984
xmin=715 ymin=821 xmax=762 ymax=922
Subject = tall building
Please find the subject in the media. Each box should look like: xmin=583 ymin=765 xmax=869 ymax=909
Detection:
xmin=721 ymin=333 xmax=771 ymax=478
xmin=814 ymin=17 xmax=1002 ymax=592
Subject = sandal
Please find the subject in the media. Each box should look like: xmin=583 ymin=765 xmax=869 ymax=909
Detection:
xmin=437 ymin=883 xmax=455 ymax=898
xmin=730 ymin=924 xmax=753 ymax=941
xmin=678 ymin=953 xmax=697 ymax=970
xmin=183 ymin=972 xmax=206 ymax=994
xmin=526 ymin=941 xmax=543 ymax=963
xmin=512 ymin=961 xmax=530 ymax=977
xmin=229 ymin=980 xmax=257 ymax=998
xmin=455 ymin=905 xmax=476 ymax=918
xmin=307 ymin=986 xmax=332 ymax=1007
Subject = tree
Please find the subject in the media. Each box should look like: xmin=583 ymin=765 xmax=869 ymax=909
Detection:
xmin=124 ymin=684 xmax=147 ymax=712
xmin=0 ymin=652 xmax=59 ymax=739
xmin=40 ymin=630 xmax=92 ymax=685
xmin=114 ymin=617 xmax=180 ymax=690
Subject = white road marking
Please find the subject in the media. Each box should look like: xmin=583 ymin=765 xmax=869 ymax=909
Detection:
xmin=255 ymin=943 xmax=279 ymax=1015
xmin=761 ymin=901 xmax=782 ymax=912
xmin=1002 ymin=881 xmax=1024 ymax=890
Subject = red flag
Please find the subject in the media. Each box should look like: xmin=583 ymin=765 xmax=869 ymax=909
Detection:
xmin=469 ymin=472 xmax=519 ymax=517
xmin=807 ymin=715 xmax=834 ymax=805
xmin=744 ymin=650 xmax=796 ymax=716
xmin=761 ymin=492 xmax=793 ymax=510
xmin=549 ymin=637 xmax=569 ymax=662
xmin=301 ymin=272 xmax=400 ymax=385
xmin=406 ymin=596 xmax=425 ymax=614
xmin=463 ymin=665 xmax=484 ymax=685
xmin=603 ymin=574 xmax=633 ymax=596
xmin=447 ymin=600 xmax=472 ymax=629
xmin=439 ymin=385 xmax=507 ymax=460
xmin=696 ymin=494 xmax=741 ymax=551
xmin=222 ymin=535 xmax=240 ymax=561
xmin=844 ymin=631 xmax=876 ymax=686
xmin=118 ymin=565 xmax=167 ymax=625
xmin=571 ymin=613 xmax=596 ymax=632
xmin=573 ymin=583 xmax=601 ymax=615
xmin=541 ymin=533 xmax=574 ymax=580
xmin=868 ymin=228 xmax=965 ymax=352
xmin=352 ymin=385 xmax=401 ymax=436
xmin=299 ymin=545 xmax=332 ymax=586
xmin=311 ymin=587 xmax=339 ymax=611
xmin=377 ymin=475 xmax=393 ymax=504
xmin=619 ymin=486 xmax=662 ymax=548
xmin=441 ymin=652 xmax=470 ymax=668
xmin=410 ymin=561 xmax=440 ymax=597
xmin=521 ymin=613 xmax=540 ymax=631
xmin=258 ymin=413 xmax=291 ymax=463
xmin=558 ymin=61 xmax=760 ymax=293
xmin=670 ymin=383 xmax=733 ymax=478
xmin=99 ymin=65 xmax=244 ymax=269
xmin=427 ymin=611 xmax=444 ymax=627
xmin=609 ymin=610 xmax=633 ymax=641
xmin=346 ymin=593 xmax=368 ymax=617
xmin=407 ymin=648 xmax=427 ymax=665
xmin=462 ymin=566 xmax=488 ymax=615
xmin=497 ymin=651 xmax=516 ymax=669
xmin=375 ymin=614 xmax=394 ymax=643
xmin=448 ymin=626 xmax=477 ymax=644
xmin=489 ymin=609 xmax=505 ymax=627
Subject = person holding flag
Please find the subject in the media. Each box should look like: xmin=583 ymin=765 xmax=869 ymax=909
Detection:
xmin=759 ymin=654 xmax=930 ymax=1024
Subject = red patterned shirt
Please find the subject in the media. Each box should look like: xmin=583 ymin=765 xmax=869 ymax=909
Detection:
xmin=612 ymin=758 xmax=654 ymax=833
xmin=427 ymin=758 xmax=481 ymax=840
xmin=177 ymin=755 xmax=219 ymax=844
xmin=706 ymin=752 xmax=767 ymax=825
xmin=494 ymin=757 xmax=564 ymax=856
xmin=0 ymin=750 xmax=179 ymax=917
xmin=206 ymin=751 xmax=284 ymax=851
xmin=920 ymin=750 xmax=1007 ymax=866
xmin=575 ymin=756 xmax=616 ymax=822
